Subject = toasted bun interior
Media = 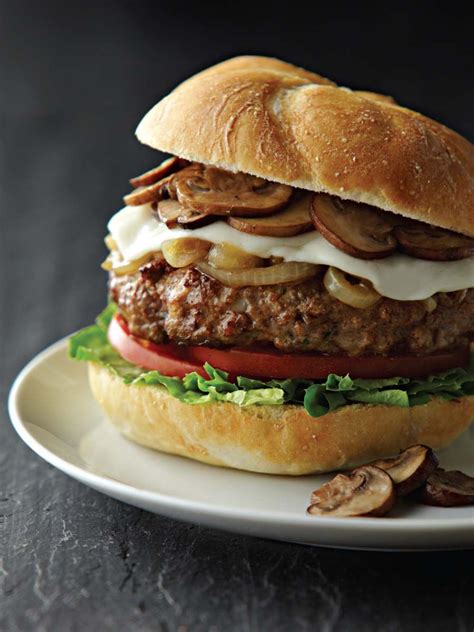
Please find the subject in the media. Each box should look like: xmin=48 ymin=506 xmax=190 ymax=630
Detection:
xmin=136 ymin=56 xmax=474 ymax=237
xmin=88 ymin=363 xmax=474 ymax=475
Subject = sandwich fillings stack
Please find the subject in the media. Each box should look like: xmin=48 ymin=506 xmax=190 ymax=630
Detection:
xmin=70 ymin=56 xmax=474 ymax=475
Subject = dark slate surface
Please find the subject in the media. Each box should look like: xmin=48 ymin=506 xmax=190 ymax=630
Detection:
xmin=1 ymin=2 xmax=473 ymax=630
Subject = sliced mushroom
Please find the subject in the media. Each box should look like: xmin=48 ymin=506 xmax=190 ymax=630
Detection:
xmin=395 ymin=222 xmax=474 ymax=261
xmin=370 ymin=445 xmax=439 ymax=496
xmin=307 ymin=466 xmax=396 ymax=518
xmin=154 ymin=198 xmax=182 ymax=226
xmin=311 ymin=194 xmax=398 ymax=259
xmin=154 ymin=199 xmax=213 ymax=229
xmin=124 ymin=173 xmax=174 ymax=206
xmin=101 ymin=250 xmax=155 ymax=276
xmin=227 ymin=193 xmax=314 ymax=237
xmin=419 ymin=469 xmax=474 ymax=507
xmin=172 ymin=164 xmax=293 ymax=216
xmin=104 ymin=234 xmax=118 ymax=252
xmin=129 ymin=156 xmax=188 ymax=188
xmin=177 ymin=210 xmax=216 ymax=229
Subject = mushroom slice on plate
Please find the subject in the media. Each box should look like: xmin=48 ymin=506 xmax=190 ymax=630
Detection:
xmin=173 ymin=164 xmax=293 ymax=216
xmin=307 ymin=465 xmax=396 ymax=517
xmin=419 ymin=469 xmax=474 ymax=507
xmin=154 ymin=199 xmax=213 ymax=229
xmin=395 ymin=222 xmax=474 ymax=261
xmin=311 ymin=194 xmax=398 ymax=259
xmin=129 ymin=156 xmax=188 ymax=188
xmin=370 ymin=445 xmax=439 ymax=496
xmin=227 ymin=193 xmax=314 ymax=237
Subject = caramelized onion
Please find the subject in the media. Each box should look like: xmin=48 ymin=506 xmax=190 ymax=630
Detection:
xmin=197 ymin=261 xmax=319 ymax=287
xmin=101 ymin=250 xmax=155 ymax=276
xmin=162 ymin=238 xmax=211 ymax=268
xmin=207 ymin=243 xmax=265 ymax=269
xmin=104 ymin=234 xmax=118 ymax=251
xmin=324 ymin=267 xmax=381 ymax=308
xmin=422 ymin=297 xmax=438 ymax=313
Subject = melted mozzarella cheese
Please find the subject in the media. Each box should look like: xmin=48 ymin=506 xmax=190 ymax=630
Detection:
xmin=108 ymin=204 xmax=474 ymax=301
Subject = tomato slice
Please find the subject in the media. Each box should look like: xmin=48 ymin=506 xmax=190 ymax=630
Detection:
xmin=109 ymin=314 xmax=470 ymax=381
xmin=108 ymin=315 xmax=209 ymax=379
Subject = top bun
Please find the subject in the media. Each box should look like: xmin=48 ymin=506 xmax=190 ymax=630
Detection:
xmin=136 ymin=56 xmax=474 ymax=237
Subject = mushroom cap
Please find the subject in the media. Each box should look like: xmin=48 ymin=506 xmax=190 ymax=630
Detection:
xmin=136 ymin=55 xmax=474 ymax=238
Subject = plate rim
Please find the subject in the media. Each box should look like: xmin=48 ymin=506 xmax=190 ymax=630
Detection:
xmin=8 ymin=337 xmax=474 ymax=539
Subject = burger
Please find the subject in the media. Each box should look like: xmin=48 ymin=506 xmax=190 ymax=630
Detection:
xmin=70 ymin=56 xmax=474 ymax=475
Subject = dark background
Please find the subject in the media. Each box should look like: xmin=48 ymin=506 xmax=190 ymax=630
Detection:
xmin=1 ymin=1 xmax=473 ymax=630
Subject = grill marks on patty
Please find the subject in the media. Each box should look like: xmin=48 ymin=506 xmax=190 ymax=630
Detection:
xmin=109 ymin=260 xmax=474 ymax=357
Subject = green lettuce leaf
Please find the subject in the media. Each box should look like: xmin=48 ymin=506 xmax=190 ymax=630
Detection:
xmin=70 ymin=304 xmax=474 ymax=418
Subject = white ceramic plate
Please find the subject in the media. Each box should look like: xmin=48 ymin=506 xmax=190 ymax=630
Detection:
xmin=8 ymin=338 xmax=474 ymax=551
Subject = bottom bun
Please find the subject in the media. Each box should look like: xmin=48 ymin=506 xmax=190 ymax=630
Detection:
xmin=88 ymin=363 xmax=474 ymax=475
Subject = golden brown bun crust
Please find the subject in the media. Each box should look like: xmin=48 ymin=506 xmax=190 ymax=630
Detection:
xmin=88 ymin=363 xmax=474 ymax=475
xmin=136 ymin=55 xmax=474 ymax=237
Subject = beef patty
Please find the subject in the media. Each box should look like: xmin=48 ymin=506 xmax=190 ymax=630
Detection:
xmin=109 ymin=260 xmax=474 ymax=357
